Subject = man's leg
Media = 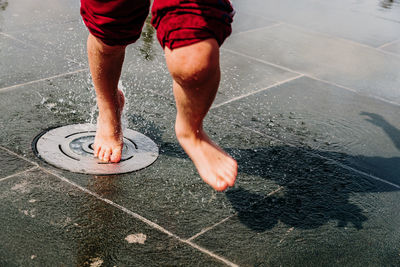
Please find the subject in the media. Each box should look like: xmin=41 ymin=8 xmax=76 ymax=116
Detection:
xmin=87 ymin=33 xmax=125 ymax=162
xmin=165 ymin=38 xmax=237 ymax=191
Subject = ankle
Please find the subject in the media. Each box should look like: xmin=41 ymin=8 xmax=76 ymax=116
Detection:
xmin=96 ymin=93 xmax=120 ymax=108
xmin=175 ymin=120 xmax=203 ymax=141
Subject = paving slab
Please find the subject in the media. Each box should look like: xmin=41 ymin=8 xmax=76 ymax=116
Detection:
xmin=224 ymin=23 xmax=400 ymax=105
xmin=231 ymin=9 xmax=278 ymax=35
xmin=231 ymin=0 xmax=400 ymax=47
xmin=0 ymin=168 xmax=224 ymax=266
xmin=195 ymin=180 xmax=400 ymax=266
xmin=8 ymin=19 xmax=89 ymax=67
xmin=381 ymin=39 xmax=400 ymax=55
xmin=0 ymin=34 xmax=81 ymax=89
xmin=213 ymin=76 xmax=400 ymax=186
xmin=191 ymin=138 xmax=400 ymax=266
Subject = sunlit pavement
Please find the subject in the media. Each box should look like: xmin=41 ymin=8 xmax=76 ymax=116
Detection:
xmin=1 ymin=0 xmax=400 ymax=266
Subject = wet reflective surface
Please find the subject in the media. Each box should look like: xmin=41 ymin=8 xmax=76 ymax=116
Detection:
xmin=1 ymin=0 xmax=400 ymax=265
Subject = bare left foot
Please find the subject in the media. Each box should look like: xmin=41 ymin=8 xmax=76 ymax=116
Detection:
xmin=93 ymin=89 xmax=125 ymax=162
xmin=175 ymin=118 xmax=238 ymax=191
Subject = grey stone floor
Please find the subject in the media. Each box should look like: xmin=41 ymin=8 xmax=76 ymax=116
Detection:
xmin=1 ymin=0 xmax=400 ymax=266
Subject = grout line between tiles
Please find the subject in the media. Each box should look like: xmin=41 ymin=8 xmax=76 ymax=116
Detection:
xmin=39 ymin=166 xmax=239 ymax=267
xmin=182 ymin=240 xmax=239 ymax=267
xmin=0 ymin=32 xmax=87 ymax=75
xmin=277 ymin=227 xmax=294 ymax=246
xmin=221 ymin=47 xmax=302 ymax=75
xmin=266 ymin=186 xmax=285 ymax=197
xmin=227 ymin=17 xmax=394 ymax=56
xmin=221 ymin=47 xmax=400 ymax=108
xmin=0 ymin=167 xmax=39 ymax=183
xmin=187 ymin=214 xmax=236 ymax=242
xmin=377 ymin=39 xmax=399 ymax=49
xmin=279 ymin=21 xmax=400 ymax=59
xmin=0 ymin=68 xmax=88 ymax=92
xmin=0 ymin=146 xmax=39 ymax=167
xmin=187 ymin=186 xmax=284 ymax=242
xmin=319 ymin=157 xmax=400 ymax=190
xmin=231 ymin=22 xmax=282 ymax=36
xmin=211 ymin=74 xmax=304 ymax=110
xmin=239 ymin=125 xmax=400 ymax=190
xmin=0 ymin=32 xmax=38 ymax=48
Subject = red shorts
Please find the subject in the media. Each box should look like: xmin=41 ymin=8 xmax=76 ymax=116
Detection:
xmin=80 ymin=0 xmax=234 ymax=49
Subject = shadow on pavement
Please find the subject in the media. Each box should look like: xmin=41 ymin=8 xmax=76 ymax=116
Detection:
xmin=361 ymin=111 xmax=400 ymax=151
xmin=127 ymin=113 xmax=400 ymax=232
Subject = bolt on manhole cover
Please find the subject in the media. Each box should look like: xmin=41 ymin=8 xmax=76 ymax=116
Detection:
xmin=32 ymin=124 xmax=158 ymax=175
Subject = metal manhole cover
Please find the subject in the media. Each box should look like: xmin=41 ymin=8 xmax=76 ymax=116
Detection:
xmin=32 ymin=124 xmax=158 ymax=175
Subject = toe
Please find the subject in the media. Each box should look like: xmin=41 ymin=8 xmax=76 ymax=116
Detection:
xmin=110 ymin=147 xmax=122 ymax=163
xmin=215 ymin=179 xmax=228 ymax=191
xmin=220 ymin=161 xmax=237 ymax=187
xmin=221 ymin=170 xmax=236 ymax=187
xmin=98 ymin=149 xmax=105 ymax=161
xmin=222 ymin=173 xmax=236 ymax=187
xmin=201 ymin=172 xmax=227 ymax=191
xmin=93 ymin=144 xmax=100 ymax=158
xmin=103 ymin=148 xmax=111 ymax=162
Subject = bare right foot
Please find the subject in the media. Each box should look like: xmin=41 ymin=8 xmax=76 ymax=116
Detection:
xmin=175 ymin=121 xmax=238 ymax=191
xmin=93 ymin=89 xmax=125 ymax=163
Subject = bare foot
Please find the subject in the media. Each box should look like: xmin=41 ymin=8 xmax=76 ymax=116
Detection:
xmin=175 ymin=122 xmax=238 ymax=191
xmin=93 ymin=89 xmax=125 ymax=163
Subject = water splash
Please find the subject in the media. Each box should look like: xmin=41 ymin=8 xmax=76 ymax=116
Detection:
xmin=119 ymin=80 xmax=129 ymax=131
xmin=86 ymin=72 xmax=97 ymax=124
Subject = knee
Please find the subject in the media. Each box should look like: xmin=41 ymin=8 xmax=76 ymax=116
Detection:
xmin=165 ymin=39 xmax=220 ymax=88
xmin=88 ymin=34 xmax=126 ymax=56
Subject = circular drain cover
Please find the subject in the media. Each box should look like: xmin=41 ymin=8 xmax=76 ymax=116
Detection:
xmin=32 ymin=124 xmax=158 ymax=175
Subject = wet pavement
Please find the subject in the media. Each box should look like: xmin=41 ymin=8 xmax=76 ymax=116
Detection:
xmin=1 ymin=0 xmax=400 ymax=266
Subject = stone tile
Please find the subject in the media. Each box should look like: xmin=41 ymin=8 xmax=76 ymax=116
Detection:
xmin=0 ymin=34 xmax=81 ymax=89
xmin=0 ymin=169 xmax=225 ymax=266
xmin=224 ymin=23 xmax=400 ymax=105
xmin=217 ymin=50 xmax=298 ymax=106
xmin=0 ymin=148 xmax=34 ymax=179
xmin=0 ymin=0 xmax=80 ymax=33
xmin=0 ymin=71 xmax=95 ymax=156
xmin=10 ymin=16 xmax=163 ymax=69
xmin=194 ymin=155 xmax=400 ymax=266
xmin=231 ymin=9 xmax=278 ymax=35
xmin=380 ymin=40 xmax=400 ymax=55
xmin=231 ymin=0 xmax=400 ymax=47
xmin=0 ymin=71 xmax=281 ymax=238
xmin=9 ymin=19 xmax=89 ymax=67
xmin=213 ymin=76 xmax=400 ymax=186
